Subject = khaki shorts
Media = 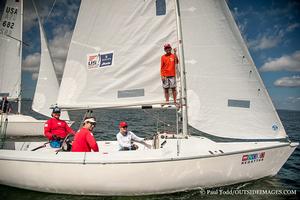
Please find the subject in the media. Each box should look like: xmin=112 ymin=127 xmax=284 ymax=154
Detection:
xmin=162 ymin=76 xmax=176 ymax=89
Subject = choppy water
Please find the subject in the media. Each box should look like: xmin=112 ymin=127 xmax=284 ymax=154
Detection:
xmin=0 ymin=101 xmax=299 ymax=200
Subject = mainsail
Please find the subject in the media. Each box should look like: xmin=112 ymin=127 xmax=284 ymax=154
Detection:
xmin=181 ymin=0 xmax=286 ymax=139
xmin=57 ymin=0 xmax=178 ymax=108
xmin=0 ymin=0 xmax=22 ymax=99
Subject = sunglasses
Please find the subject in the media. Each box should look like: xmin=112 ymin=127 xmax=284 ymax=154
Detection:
xmin=89 ymin=122 xmax=96 ymax=126
xmin=121 ymin=126 xmax=128 ymax=129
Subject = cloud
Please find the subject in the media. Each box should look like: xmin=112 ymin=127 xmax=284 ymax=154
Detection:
xmin=260 ymin=51 xmax=300 ymax=72
xmin=274 ymin=76 xmax=300 ymax=87
xmin=48 ymin=25 xmax=73 ymax=80
xmin=247 ymin=23 xmax=297 ymax=51
xmin=230 ymin=1 xmax=300 ymax=52
xmin=248 ymin=35 xmax=282 ymax=51
xmin=22 ymin=52 xmax=40 ymax=73
xmin=24 ymin=0 xmax=80 ymax=82
xmin=23 ymin=0 xmax=38 ymax=32
xmin=287 ymin=23 xmax=300 ymax=32
xmin=31 ymin=72 xmax=39 ymax=81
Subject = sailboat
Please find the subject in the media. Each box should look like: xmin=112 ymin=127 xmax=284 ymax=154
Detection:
xmin=0 ymin=0 xmax=70 ymax=136
xmin=0 ymin=0 xmax=297 ymax=196
xmin=0 ymin=0 xmax=46 ymax=136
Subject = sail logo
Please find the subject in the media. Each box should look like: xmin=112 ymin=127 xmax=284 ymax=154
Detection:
xmin=87 ymin=51 xmax=114 ymax=69
xmin=87 ymin=54 xmax=100 ymax=69
xmin=241 ymin=152 xmax=265 ymax=164
xmin=100 ymin=52 xmax=113 ymax=67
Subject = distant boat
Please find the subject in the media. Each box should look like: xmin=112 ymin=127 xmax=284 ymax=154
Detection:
xmin=0 ymin=0 xmax=45 ymax=136
xmin=0 ymin=0 xmax=297 ymax=196
xmin=0 ymin=0 xmax=71 ymax=136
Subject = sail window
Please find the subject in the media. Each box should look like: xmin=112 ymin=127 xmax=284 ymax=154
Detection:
xmin=118 ymin=89 xmax=145 ymax=98
xmin=0 ymin=93 xmax=9 ymax=97
xmin=156 ymin=0 xmax=166 ymax=16
xmin=228 ymin=99 xmax=250 ymax=108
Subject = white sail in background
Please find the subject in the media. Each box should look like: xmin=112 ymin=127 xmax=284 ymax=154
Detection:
xmin=0 ymin=0 xmax=22 ymax=99
xmin=181 ymin=0 xmax=286 ymax=139
xmin=32 ymin=15 xmax=70 ymax=120
xmin=57 ymin=0 xmax=178 ymax=109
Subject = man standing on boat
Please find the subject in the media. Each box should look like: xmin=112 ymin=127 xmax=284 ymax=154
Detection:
xmin=71 ymin=117 xmax=99 ymax=152
xmin=44 ymin=106 xmax=75 ymax=148
xmin=117 ymin=121 xmax=151 ymax=150
xmin=0 ymin=96 xmax=12 ymax=113
xmin=160 ymin=43 xmax=179 ymax=107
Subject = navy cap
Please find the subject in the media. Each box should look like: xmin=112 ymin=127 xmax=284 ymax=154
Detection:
xmin=52 ymin=107 xmax=61 ymax=113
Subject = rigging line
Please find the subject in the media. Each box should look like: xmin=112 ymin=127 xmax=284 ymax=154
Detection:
xmin=142 ymin=109 xmax=174 ymax=128
xmin=45 ymin=0 xmax=57 ymax=23
xmin=5 ymin=34 xmax=29 ymax=46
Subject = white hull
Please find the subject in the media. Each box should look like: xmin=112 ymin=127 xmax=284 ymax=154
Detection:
xmin=0 ymin=136 xmax=297 ymax=195
xmin=1 ymin=114 xmax=45 ymax=136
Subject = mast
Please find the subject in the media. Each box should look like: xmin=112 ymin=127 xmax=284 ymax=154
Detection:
xmin=17 ymin=0 xmax=24 ymax=114
xmin=174 ymin=0 xmax=188 ymax=136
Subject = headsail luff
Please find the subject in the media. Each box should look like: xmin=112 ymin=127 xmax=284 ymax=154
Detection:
xmin=181 ymin=0 xmax=286 ymax=139
xmin=0 ymin=0 xmax=22 ymax=100
xmin=57 ymin=0 xmax=178 ymax=109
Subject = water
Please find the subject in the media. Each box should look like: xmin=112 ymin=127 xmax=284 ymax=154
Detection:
xmin=0 ymin=101 xmax=299 ymax=200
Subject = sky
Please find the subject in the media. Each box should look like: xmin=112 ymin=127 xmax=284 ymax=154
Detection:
xmin=0 ymin=0 xmax=299 ymax=111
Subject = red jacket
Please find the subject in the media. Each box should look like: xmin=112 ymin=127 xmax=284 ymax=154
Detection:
xmin=44 ymin=117 xmax=75 ymax=140
xmin=71 ymin=128 xmax=99 ymax=152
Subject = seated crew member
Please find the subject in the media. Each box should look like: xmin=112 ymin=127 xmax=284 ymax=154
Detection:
xmin=71 ymin=117 xmax=99 ymax=152
xmin=44 ymin=106 xmax=75 ymax=148
xmin=116 ymin=121 xmax=151 ymax=151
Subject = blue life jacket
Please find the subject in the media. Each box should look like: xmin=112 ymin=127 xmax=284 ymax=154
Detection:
xmin=50 ymin=140 xmax=62 ymax=148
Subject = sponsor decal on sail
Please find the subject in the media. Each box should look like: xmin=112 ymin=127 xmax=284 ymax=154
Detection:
xmin=100 ymin=52 xmax=113 ymax=67
xmin=87 ymin=51 xmax=114 ymax=69
xmin=241 ymin=152 xmax=265 ymax=164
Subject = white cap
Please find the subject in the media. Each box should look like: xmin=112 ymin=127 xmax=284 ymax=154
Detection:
xmin=84 ymin=118 xmax=96 ymax=123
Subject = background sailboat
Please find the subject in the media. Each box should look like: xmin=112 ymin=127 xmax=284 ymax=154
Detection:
xmin=32 ymin=2 xmax=70 ymax=121
xmin=0 ymin=0 xmax=71 ymax=136
xmin=0 ymin=0 xmax=46 ymax=136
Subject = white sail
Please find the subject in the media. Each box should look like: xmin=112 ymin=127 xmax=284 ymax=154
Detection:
xmin=32 ymin=18 xmax=70 ymax=120
xmin=0 ymin=0 xmax=22 ymax=99
xmin=58 ymin=0 xmax=285 ymax=140
xmin=57 ymin=0 xmax=178 ymax=109
xmin=181 ymin=0 xmax=286 ymax=139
